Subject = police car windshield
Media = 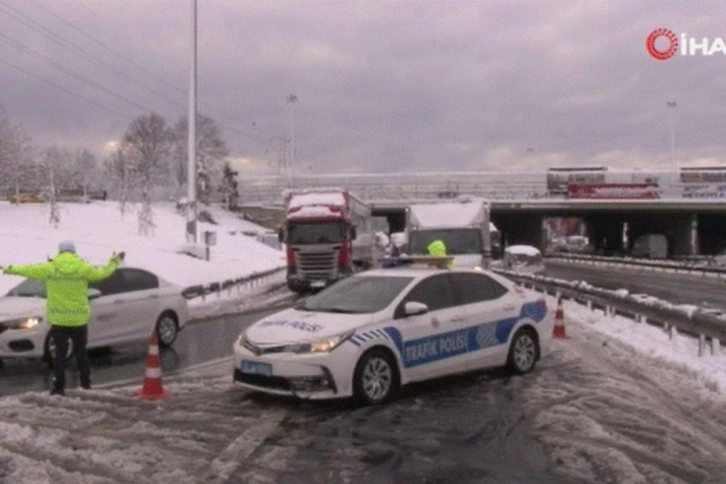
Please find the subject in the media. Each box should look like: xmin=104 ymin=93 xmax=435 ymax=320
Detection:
xmin=301 ymin=275 xmax=413 ymax=313
xmin=7 ymin=279 xmax=46 ymax=298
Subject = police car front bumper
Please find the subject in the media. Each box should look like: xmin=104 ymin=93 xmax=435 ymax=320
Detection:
xmin=232 ymin=341 xmax=355 ymax=400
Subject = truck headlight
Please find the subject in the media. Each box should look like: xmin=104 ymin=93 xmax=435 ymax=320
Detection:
xmin=7 ymin=317 xmax=43 ymax=330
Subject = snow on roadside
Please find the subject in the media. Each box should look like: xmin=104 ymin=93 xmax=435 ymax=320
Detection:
xmin=556 ymin=296 xmax=726 ymax=399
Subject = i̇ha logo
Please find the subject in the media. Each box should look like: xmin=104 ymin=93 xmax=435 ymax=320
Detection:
xmin=646 ymin=28 xmax=726 ymax=60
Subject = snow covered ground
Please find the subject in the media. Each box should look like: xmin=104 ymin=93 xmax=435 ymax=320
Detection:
xmin=1 ymin=200 xmax=726 ymax=481
xmin=0 ymin=200 xmax=285 ymax=295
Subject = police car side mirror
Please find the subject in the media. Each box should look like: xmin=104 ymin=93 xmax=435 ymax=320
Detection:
xmin=404 ymin=301 xmax=429 ymax=316
xmin=87 ymin=288 xmax=102 ymax=300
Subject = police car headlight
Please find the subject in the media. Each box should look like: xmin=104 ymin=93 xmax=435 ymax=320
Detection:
xmin=7 ymin=316 xmax=43 ymax=330
xmin=288 ymin=332 xmax=353 ymax=354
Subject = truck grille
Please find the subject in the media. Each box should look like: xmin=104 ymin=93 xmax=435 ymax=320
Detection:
xmin=294 ymin=247 xmax=339 ymax=280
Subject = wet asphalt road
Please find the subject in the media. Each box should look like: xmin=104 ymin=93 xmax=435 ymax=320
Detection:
xmin=545 ymin=261 xmax=726 ymax=311
xmin=0 ymin=308 xmax=277 ymax=397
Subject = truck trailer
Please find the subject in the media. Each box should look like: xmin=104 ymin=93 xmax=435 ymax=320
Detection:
xmin=279 ymin=189 xmax=373 ymax=293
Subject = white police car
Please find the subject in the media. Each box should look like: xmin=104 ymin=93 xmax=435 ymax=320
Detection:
xmin=233 ymin=258 xmax=552 ymax=404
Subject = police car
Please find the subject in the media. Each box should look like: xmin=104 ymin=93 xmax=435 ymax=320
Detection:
xmin=233 ymin=257 xmax=552 ymax=404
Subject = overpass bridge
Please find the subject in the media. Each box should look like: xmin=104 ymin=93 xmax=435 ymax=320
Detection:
xmin=237 ymin=170 xmax=726 ymax=256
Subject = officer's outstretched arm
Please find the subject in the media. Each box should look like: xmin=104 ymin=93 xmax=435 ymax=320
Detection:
xmin=3 ymin=262 xmax=53 ymax=281
xmin=84 ymin=254 xmax=122 ymax=282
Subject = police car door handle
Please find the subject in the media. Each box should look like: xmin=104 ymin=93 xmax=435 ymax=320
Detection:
xmin=146 ymin=294 xmax=159 ymax=299
xmin=451 ymin=316 xmax=465 ymax=323
xmin=113 ymin=299 xmax=124 ymax=304
xmin=503 ymin=304 xmax=516 ymax=311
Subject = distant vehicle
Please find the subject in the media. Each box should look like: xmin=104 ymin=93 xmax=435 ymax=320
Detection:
xmin=407 ymin=197 xmax=493 ymax=268
xmin=0 ymin=267 xmax=189 ymax=366
xmin=233 ymin=262 xmax=552 ymax=404
xmin=9 ymin=193 xmax=44 ymax=204
xmin=631 ymin=233 xmax=668 ymax=259
xmin=279 ymin=189 xmax=373 ymax=293
xmin=502 ymin=245 xmax=546 ymax=276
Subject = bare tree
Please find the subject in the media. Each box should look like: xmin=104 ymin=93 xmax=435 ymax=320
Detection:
xmin=0 ymin=109 xmax=35 ymax=201
xmin=71 ymin=149 xmax=99 ymax=203
xmin=38 ymin=146 xmax=75 ymax=227
xmin=172 ymin=115 xmax=229 ymax=204
xmin=120 ymin=113 xmax=173 ymax=235
xmin=104 ymin=146 xmax=136 ymax=221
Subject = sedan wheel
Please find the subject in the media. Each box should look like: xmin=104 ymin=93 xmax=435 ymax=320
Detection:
xmin=155 ymin=313 xmax=178 ymax=347
xmin=508 ymin=329 xmax=538 ymax=375
xmin=354 ymin=349 xmax=398 ymax=405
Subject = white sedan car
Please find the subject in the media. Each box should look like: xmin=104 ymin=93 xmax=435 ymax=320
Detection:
xmin=0 ymin=267 xmax=190 ymax=365
xmin=502 ymin=245 xmax=547 ymax=276
xmin=233 ymin=263 xmax=552 ymax=404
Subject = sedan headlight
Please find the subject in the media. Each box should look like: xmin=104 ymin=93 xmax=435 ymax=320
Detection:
xmin=5 ymin=316 xmax=43 ymax=330
xmin=235 ymin=330 xmax=247 ymax=346
xmin=285 ymin=331 xmax=354 ymax=354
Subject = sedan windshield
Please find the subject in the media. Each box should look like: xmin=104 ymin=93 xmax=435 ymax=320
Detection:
xmin=300 ymin=275 xmax=413 ymax=313
xmin=7 ymin=279 xmax=46 ymax=298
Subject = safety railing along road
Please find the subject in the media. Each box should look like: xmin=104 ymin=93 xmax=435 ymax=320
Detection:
xmin=495 ymin=269 xmax=726 ymax=357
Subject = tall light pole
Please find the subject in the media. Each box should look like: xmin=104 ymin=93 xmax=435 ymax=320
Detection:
xmin=286 ymin=94 xmax=297 ymax=188
xmin=186 ymin=0 xmax=198 ymax=243
xmin=667 ymin=101 xmax=677 ymax=166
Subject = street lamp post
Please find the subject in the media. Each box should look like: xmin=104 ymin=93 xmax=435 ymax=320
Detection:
xmin=286 ymin=94 xmax=297 ymax=188
xmin=186 ymin=0 xmax=198 ymax=243
xmin=667 ymin=101 xmax=677 ymax=166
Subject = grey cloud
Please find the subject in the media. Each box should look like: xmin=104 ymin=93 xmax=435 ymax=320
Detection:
xmin=0 ymin=0 xmax=725 ymax=176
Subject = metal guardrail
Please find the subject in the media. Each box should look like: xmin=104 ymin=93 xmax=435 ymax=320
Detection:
xmin=495 ymin=269 xmax=725 ymax=357
xmin=546 ymin=253 xmax=726 ymax=278
xmin=181 ymin=267 xmax=286 ymax=301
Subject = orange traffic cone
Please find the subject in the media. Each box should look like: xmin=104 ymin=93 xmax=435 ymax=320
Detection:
xmin=552 ymin=297 xmax=567 ymax=339
xmin=134 ymin=332 xmax=167 ymax=400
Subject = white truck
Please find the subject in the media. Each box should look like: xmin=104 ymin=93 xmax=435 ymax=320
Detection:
xmin=406 ymin=197 xmax=493 ymax=268
xmin=279 ymin=189 xmax=374 ymax=293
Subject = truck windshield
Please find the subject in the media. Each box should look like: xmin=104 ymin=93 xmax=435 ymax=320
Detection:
xmin=409 ymin=228 xmax=483 ymax=255
xmin=287 ymin=221 xmax=345 ymax=245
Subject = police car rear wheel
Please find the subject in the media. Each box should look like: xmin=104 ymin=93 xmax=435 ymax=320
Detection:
xmin=507 ymin=329 xmax=538 ymax=375
xmin=354 ymin=349 xmax=398 ymax=405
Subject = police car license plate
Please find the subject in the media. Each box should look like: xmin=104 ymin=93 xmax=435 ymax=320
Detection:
xmin=241 ymin=360 xmax=272 ymax=376
xmin=310 ymin=280 xmax=325 ymax=288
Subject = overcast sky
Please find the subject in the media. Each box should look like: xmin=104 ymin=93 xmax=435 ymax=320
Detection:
xmin=0 ymin=0 xmax=724 ymax=176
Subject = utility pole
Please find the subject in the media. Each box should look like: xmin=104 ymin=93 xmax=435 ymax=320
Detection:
xmin=186 ymin=0 xmax=198 ymax=243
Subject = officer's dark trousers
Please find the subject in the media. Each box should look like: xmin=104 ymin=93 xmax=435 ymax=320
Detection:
xmin=50 ymin=324 xmax=90 ymax=391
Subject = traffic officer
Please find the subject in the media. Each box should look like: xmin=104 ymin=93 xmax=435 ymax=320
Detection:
xmin=1 ymin=241 xmax=124 ymax=395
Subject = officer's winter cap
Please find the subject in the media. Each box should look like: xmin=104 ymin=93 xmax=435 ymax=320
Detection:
xmin=58 ymin=240 xmax=76 ymax=253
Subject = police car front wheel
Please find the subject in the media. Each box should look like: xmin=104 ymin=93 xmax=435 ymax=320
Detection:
xmin=353 ymin=348 xmax=399 ymax=405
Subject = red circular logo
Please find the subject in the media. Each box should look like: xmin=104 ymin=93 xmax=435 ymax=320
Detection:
xmin=646 ymin=28 xmax=678 ymax=60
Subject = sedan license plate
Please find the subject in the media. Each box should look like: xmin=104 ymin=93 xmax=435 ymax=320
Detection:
xmin=310 ymin=280 xmax=325 ymax=288
xmin=241 ymin=360 xmax=272 ymax=376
